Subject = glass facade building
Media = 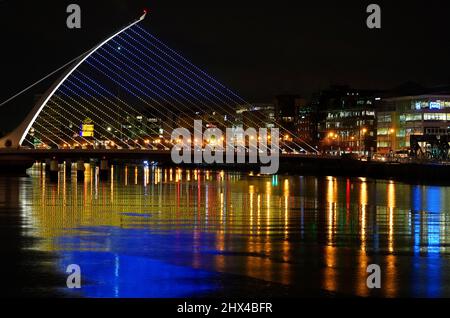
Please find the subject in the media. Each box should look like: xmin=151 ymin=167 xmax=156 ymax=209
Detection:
xmin=377 ymin=95 xmax=450 ymax=153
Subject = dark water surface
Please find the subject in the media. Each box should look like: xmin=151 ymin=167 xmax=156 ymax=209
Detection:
xmin=1 ymin=164 xmax=450 ymax=298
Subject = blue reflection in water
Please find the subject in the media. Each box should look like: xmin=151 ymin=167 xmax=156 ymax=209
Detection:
xmin=411 ymin=186 xmax=442 ymax=297
xmin=119 ymin=212 xmax=152 ymax=218
xmin=426 ymin=187 xmax=442 ymax=213
xmin=57 ymin=227 xmax=219 ymax=298
xmin=412 ymin=185 xmax=422 ymax=255
xmin=426 ymin=187 xmax=441 ymax=297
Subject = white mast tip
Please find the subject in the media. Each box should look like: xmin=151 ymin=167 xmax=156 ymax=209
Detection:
xmin=140 ymin=12 xmax=147 ymax=21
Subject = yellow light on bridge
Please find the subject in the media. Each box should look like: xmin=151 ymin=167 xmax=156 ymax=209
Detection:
xmin=81 ymin=118 xmax=94 ymax=137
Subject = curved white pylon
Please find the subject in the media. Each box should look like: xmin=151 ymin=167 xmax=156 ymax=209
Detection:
xmin=0 ymin=13 xmax=147 ymax=148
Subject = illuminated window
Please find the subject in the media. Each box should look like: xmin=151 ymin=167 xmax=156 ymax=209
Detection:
xmin=397 ymin=129 xmax=406 ymax=137
xmin=377 ymin=141 xmax=390 ymax=147
xmin=412 ymin=101 xmax=428 ymax=110
xmin=378 ymin=114 xmax=391 ymax=123
xmin=414 ymin=102 xmax=421 ymax=110
xmin=424 ymin=113 xmax=446 ymax=121
xmin=405 ymin=114 xmax=422 ymax=121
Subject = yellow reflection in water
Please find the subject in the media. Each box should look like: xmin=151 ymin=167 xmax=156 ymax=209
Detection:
xmin=249 ymin=185 xmax=254 ymax=232
xmin=111 ymin=165 xmax=114 ymax=201
xmin=356 ymin=179 xmax=369 ymax=296
xmin=176 ymin=168 xmax=182 ymax=182
xmin=283 ymin=179 xmax=289 ymax=238
xmin=387 ymin=182 xmax=395 ymax=253
xmin=360 ymin=180 xmax=368 ymax=251
xmin=326 ymin=177 xmax=337 ymax=245
xmin=266 ymin=182 xmax=272 ymax=237
xmin=385 ymin=181 xmax=397 ymax=297
xmin=144 ymin=167 xmax=149 ymax=186
xmin=25 ymin=166 xmax=424 ymax=295
xmin=323 ymin=245 xmax=337 ymax=292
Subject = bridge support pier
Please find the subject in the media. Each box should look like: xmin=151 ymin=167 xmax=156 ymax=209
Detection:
xmin=49 ymin=158 xmax=59 ymax=182
xmin=99 ymin=158 xmax=109 ymax=181
xmin=44 ymin=159 xmax=51 ymax=173
xmin=76 ymin=160 xmax=85 ymax=181
xmin=65 ymin=160 xmax=72 ymax=177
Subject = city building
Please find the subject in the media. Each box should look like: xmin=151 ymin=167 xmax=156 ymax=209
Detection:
xmin=298 ymin=101 xmax=321 ymax=147
xmin=237 ymin=103 xmax=276 ymax=130
xmin=274 ymin=95 xmax=305 ymax=138
xmin=315 ymin=86 xmax=378 ymax=155
xmin=377 ymin=94 xmax=450 ymax=154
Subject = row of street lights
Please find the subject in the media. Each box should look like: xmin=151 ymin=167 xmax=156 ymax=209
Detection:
xmin=326 ymin=127 xmax=396 ymax=155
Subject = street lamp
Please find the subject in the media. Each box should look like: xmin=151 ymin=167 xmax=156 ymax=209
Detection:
xmin=327 ymin=131 xmax=339 ymax=155
xmin=360 ymin=128 xmax=367 ymax=155
xmin=389 ymin=128 xmax=395 ymax=151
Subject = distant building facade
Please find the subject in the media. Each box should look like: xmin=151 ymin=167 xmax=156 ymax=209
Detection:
xmin=237 ymin=103 xmax=276 ymax=130
xmin=274 ymin=95 xmax=304 ymax=139
xmin=376 ymin=94 xmax=450 ymax=154
xmin=314 ymin=86 xmax=378 ymax=155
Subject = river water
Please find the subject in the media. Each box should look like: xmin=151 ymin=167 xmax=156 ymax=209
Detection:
xmin=1 ymin=163 xmax=450 ymax=298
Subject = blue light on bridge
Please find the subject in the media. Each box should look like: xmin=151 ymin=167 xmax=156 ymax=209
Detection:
xmin=272 ymin=175 xmax=278 ymax=186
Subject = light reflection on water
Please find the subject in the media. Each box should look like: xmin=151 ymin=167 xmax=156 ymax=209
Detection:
xmin=15 ymin=164 xmax=450 ymax=297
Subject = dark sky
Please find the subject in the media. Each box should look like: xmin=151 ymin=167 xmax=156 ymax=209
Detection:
xmin=1 ymin=0 xmax=450 ymax=108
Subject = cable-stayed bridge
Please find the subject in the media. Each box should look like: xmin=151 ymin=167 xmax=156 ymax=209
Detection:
xmin=1 ymin=12 xmax=448 ymax=182
xmin=0 ymin=12 xmax=320 ymax=173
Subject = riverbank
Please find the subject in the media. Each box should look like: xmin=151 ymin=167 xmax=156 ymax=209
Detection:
xmin=176 ymin=156 xmax=450 ymax=184
xmin=1 ymin=149 xmax=450 ymax=184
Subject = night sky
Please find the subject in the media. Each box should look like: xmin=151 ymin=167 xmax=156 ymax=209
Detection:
xmin=1 ymin=0 xmax=450 ymax=126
